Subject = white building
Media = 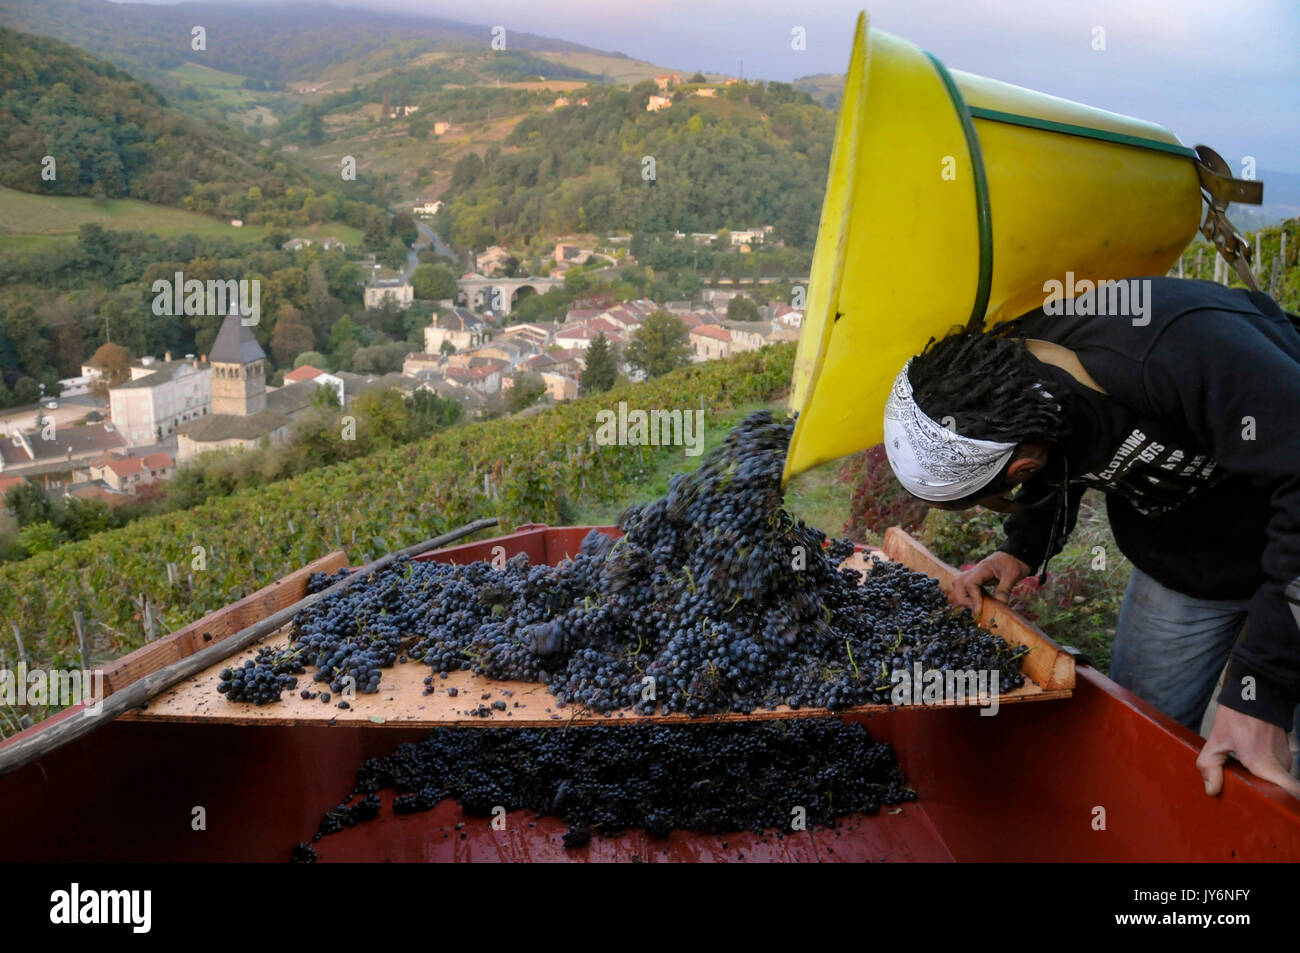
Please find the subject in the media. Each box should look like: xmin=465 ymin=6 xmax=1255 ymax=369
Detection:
xmin=364 ymin=278 xmax=414 ymax=310
xmin=282 ymin=364 xmax=345 ymax=406
xmin=729 ymin=227 xmax=772 ymax=247
xmin=109 ymin=356 xmax=211 ymax=447
xmin=424 ymin=307 xmax=488 ymax=353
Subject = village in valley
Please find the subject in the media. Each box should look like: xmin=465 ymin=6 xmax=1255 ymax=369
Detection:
xmin=0 ymin=223 xmax=804 ymax=514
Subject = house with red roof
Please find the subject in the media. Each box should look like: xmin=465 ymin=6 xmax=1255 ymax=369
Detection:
xmin=690 ymin=325 xmax=732 ymax=361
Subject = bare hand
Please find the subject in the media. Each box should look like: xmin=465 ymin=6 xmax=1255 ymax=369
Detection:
xmin=949 ymin=552 xmax=1032 ymax=613
xmin=1197 ymin=704 xmax=1300 ymax=799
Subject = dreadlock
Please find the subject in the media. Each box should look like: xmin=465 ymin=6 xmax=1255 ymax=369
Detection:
xmin=906 ymin=324 xmax=1067 ymax=445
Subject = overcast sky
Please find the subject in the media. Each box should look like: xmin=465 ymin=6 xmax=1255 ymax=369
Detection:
xmin=120 ymin=0 xmax=1300 ymax=173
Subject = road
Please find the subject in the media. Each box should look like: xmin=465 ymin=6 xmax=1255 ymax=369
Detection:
xmin=401 ymin=221 xmax=459 ymax=280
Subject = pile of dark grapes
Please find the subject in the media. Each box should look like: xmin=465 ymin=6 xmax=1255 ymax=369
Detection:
xmin=217 ymin=645 xmax=304 ymax=704
xmin=300 ymin=718 xmax=914 ymax=857
xmin=306 ymin=567 xmax=351 ymax=594
xmin=288 ymin=570 xmax=408 ymax=696
xmin=275 ymin=411 xmax=1025 ymax=715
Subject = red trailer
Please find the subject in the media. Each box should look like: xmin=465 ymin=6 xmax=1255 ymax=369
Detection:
xmin=1 ymin=525 xmax=1297 ymax=862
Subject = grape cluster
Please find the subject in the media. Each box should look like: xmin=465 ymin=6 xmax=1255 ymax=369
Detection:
xmin=278 ymin=411 xmax=1024 ymax=715
xmin=288 ymin=575 xmax=408 ymax=695
xmin=314 ymin=793 xmax=382 ymax=839
xmin=306 ymin=567 xmax=351 ymax=594
xmin=216 ymin=645 xmax=304 ymax=704
xmin=301 ymin=718 xmax=914 ymax=856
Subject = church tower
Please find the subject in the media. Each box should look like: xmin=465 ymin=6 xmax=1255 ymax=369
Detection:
xmin=208 ymin=303 xmax=266 ymax=416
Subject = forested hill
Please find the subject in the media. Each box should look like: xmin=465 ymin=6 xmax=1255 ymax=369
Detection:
xmin=0 ymin=27 xmax=371 ymax=222
xmin=441 ymin=82 xmax=836 ymax=250
xmin=0 ymin=0 xmax=614 ymax=86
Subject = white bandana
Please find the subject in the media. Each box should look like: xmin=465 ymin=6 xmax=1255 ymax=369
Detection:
xmin=882 ymin=360 xmax=1017 ymax=502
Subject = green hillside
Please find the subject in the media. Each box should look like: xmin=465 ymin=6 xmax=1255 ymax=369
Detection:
xmin=438 ymin=80 xmax=835 ymax=250
xmin=0 ymin=26 xmax=380 ymax=226
xmin=0 ymin=0 xmax=616 ymax=86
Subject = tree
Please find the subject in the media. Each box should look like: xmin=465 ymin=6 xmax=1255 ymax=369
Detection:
xmin=328 ymin=315 xmax=362 ymax=354
xmin=59 ymin=497 xmax=118 ymax=539
xmin=353 ymin=387 xmax=408 ymax=450
xmin=13 ymin=377 xmax=40 ymax=405
xmin=626 ymin=312 xmax=692 ymax=378
xmin=404 ymin=389 xmax=461 ymax=438
xmin=411 ymin=263 xmax=458 ymax=300
xmin=726 ymin=294 xmax=761 ymax=322
xmin=16 ymin=520 xmax=65 ymax=557
xmin=349 ymin=341 xmax=407 ymax=374
xmin=363 ymin=210 xmax=389 ymax=250
xmin=87 ymin=342 xmax=132 ymax=385
xmin=508 ymin=373 xmax=547 ymax=412
xmin=451 ymin=153 xmax=484 ymax=190
xmin=5 ymin=482 xmax=54 ymax=526
xmin=306 ymin=107 xmax=325 ymax=145
xmin=294 ymin=350 xmax=328 ymax=369
xmin=689 ymin=72 xmax=707 ymax=84
xmin=580 ymin=333 xmax=618 ymax=394
xmin=439 ymin=339 xmax=456 ymax=356
xmin=270 ymin=304 xmax=316 ymax=366
xmin=393 ymin=212 xmax=419 ymax=246
xmin=384 ymin=237 xmax=409 ymax=270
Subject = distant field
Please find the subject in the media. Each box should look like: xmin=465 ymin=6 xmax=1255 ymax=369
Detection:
xmin=0 ymin=187 xmax=362 ymax=248
xmin=535 ymin=51 xmax=665 ymax=84
xmin=165 ymin=64 xmax=285 ymax=128
xmin=170 ymin=62 xmax=247 ymax=89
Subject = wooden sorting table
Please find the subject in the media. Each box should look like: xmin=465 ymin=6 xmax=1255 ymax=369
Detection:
xmin=120 ymin=527 xmax=1074 ymax=728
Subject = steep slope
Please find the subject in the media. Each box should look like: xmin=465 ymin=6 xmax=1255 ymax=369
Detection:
xmin=0 ymin=0 xmax=619 ymax=85
xmin=0 ymin=27 xmax=377 ymax=221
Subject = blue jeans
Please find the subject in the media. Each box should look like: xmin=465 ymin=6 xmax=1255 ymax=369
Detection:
xmin=1111 ymin=568 xmax=1300 ymax=750
xmin=1112 ymin=566 xmax=1251 ymax=731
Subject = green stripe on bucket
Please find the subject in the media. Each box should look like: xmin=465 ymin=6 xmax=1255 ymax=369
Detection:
xmin=967 ymin=105 xmax=1199 ymax=159
xmin=926 ymin=52 xmax=993 ymax=333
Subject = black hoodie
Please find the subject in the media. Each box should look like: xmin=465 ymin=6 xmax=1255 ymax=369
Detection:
xmin=995 ymin=277 xmax=1300 ymax=728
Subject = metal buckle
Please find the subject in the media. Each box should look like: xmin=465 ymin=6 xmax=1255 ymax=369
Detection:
xmin=1193 ymin=145 xmax=1264 ymax=291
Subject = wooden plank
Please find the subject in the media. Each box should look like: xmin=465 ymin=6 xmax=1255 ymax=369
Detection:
xmin=882 ymin=527 xmax=1075 ymax=691
xmin=121 ymin=530 xmax=1073 ymax=728
xmin=120 ymin=636 xmax=1071 ymax=728
xmin=99 ymin=551 xmax=349 ymax=698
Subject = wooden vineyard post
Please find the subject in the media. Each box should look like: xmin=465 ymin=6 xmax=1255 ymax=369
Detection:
xmin=10 ymin=623 xmax=28 ymax=667
xmin=74 ymin=611 xmax=89 ymax=672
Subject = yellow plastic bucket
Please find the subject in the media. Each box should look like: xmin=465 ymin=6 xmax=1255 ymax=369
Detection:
xmin=784 ymin=12 xmax=1202 ymax=484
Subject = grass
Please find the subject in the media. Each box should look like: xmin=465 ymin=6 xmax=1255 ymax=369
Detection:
xmin=0 ymin=187 xmax=363 ymax=248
